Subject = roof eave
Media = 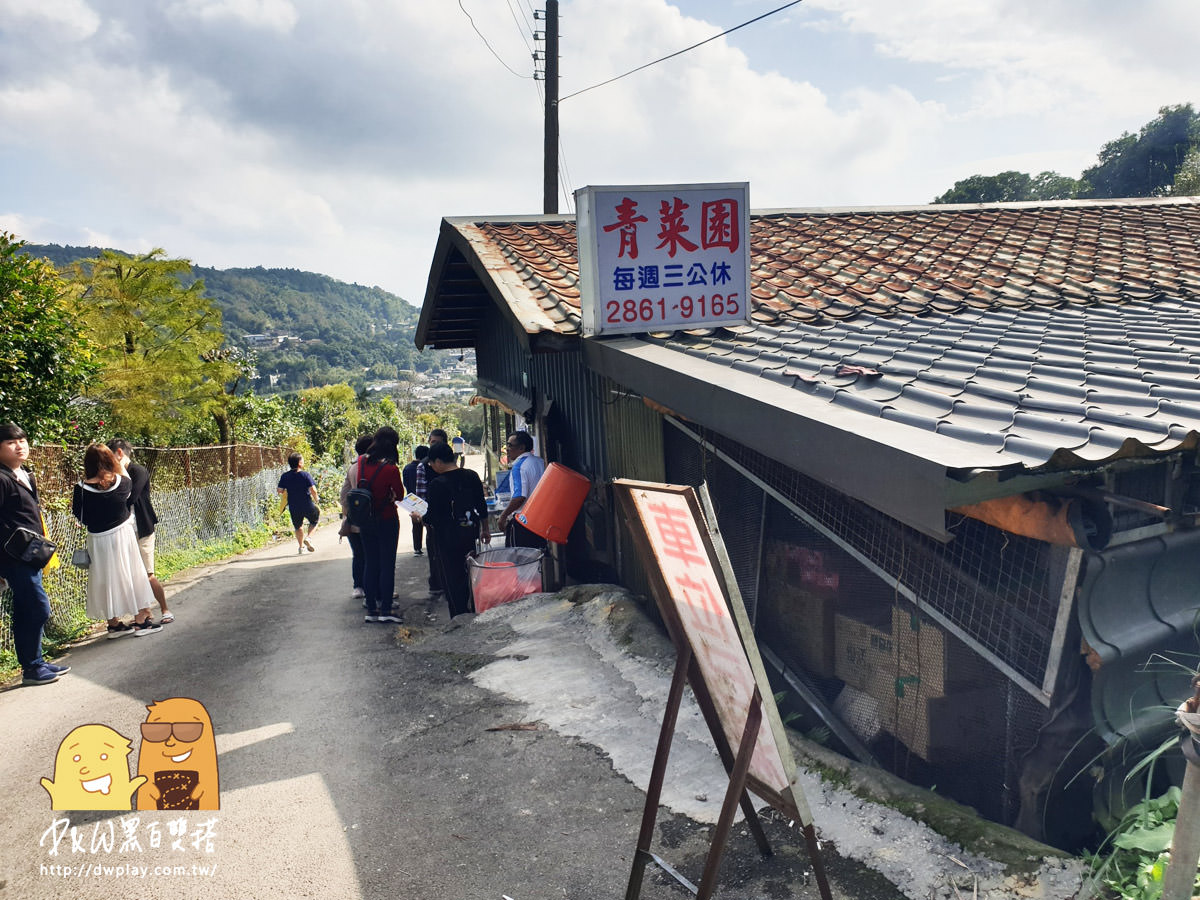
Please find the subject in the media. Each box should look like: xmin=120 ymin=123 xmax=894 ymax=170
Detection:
xmin=585 ymin=337 xmax=989 ymax=540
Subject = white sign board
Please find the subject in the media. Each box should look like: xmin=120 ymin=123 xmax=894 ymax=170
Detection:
xmin=576 ymin=183 xmax=752 ymax=337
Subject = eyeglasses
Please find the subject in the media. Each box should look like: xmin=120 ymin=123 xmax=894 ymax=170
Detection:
xmin=140 ymin=722 xmax=205 ymax=743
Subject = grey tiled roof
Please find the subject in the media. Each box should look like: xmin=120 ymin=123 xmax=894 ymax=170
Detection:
xmin=649 ymin=299 xmax=1200 ymax=467
xmin=429 ymin=198 xmax=1200 ymax=471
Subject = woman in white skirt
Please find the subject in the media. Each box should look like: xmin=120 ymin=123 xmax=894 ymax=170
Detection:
xmin=72 ymin=444 xmax=161 ymax=638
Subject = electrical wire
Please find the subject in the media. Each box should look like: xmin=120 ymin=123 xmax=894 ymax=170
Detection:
xmin=458 ymin=0 xmax=534 ymax=78
xmin=505 ymin=0 xmax=536 ymax=56
xmin=559 ymin=0 xmax=803 ymax=102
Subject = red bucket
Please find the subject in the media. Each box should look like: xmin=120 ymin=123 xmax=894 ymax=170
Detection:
xmin=515 ymin=462 xmax=589 ymax=544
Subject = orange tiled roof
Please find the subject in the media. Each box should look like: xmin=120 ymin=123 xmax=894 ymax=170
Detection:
xmin=457 ymin=198 xmax=1200 ymax=333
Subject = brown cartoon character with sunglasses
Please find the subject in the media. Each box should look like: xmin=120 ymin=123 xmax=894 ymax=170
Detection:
xmin=135 ymin=697 xmax=220 ymax=810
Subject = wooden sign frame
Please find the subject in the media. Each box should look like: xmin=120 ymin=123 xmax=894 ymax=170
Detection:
xmin=614 ymin=479 xmax=832 ymax=900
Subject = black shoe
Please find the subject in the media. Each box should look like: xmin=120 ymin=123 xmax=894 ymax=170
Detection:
xmin=44 ymin=662 xmax=71 ymax=675
xmin=414 ymin=548 xmax=423 ymax=556
xmin=132 ymin=620 xmax=163 ymax=636
xmin=107 ymin=622 xmax=134 ymax=639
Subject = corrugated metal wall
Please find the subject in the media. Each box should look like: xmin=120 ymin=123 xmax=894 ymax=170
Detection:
xmin=474 ymin=305 xmax=532 ymax=410
xmin=530 ymin=348 xmax=607 ymax=479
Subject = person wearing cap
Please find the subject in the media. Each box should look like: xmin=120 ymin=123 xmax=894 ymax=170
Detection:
xmin=0 ymin=423 xmax=70 ymax=685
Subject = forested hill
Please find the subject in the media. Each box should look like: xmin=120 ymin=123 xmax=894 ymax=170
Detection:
xmin=27 ymin=243 xmax=446 ymax=391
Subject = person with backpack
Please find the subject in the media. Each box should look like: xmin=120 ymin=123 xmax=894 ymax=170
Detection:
xmin=422 ymin=441 xmax=490 ymax=618
xmin=347 ymin=427 xmax=405 ymax=623
xmin=339 ymin=434 xmax=373 ymax=601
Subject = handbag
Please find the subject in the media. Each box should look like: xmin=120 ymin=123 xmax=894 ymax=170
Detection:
xmin=3 ymin=526 xmax=57 ymax=569
xmin=71 ymin=547 xmax=92 ymax=568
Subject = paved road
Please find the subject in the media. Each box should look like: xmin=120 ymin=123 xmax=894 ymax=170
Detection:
xmin=4 ymin=523 xmax=900 ymax=900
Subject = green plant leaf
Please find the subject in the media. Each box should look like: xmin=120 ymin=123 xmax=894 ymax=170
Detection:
xmin=1113 ymin=822 xmax=1175 ymax=854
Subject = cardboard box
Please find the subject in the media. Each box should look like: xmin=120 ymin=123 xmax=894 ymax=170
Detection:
xmin=889 ymin=687 xmax=1001 ymax=763
xmin=759 ymin=582 xmax=837 ymax=678
xmin=834 ymin=613 xmax=905 ymax=694
xmin=891 ymin=607 xmax=982 ymax=695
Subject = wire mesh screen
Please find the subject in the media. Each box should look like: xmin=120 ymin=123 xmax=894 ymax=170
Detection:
xmin=664 ymin=420 xmax=1054 ymax=825
xmin=663 ymin=424 xmax=765 ymax=622
xmin=669 ymin=421 xmax=1063 ymax=693
xmin=2 ymin=444 xmax=293 ymax=657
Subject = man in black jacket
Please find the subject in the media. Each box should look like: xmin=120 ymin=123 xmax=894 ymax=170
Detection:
xmin=0 ymin=423 xmax=69 ymax=685
xmin=423 ymin=441 xmax=490 ymax=618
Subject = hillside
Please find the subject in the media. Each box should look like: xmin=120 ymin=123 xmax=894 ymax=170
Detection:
xmin=26 ymin=243 xmax=448 ymax=391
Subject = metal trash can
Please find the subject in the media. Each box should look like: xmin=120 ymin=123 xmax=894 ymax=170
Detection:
xmin=469 ymin=547 xmax=544 ymax=613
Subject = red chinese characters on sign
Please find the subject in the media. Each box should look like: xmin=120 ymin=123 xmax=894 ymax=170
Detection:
xmin=602 ymin=195 xmax=741 ymax=260
xmin=602 ymin=197 xmax=649 ymax=259
xmin=655 ymin=198 xmax=699 ymax=258
xmin=640 ymin=492 xmax=788 ymax=791
xmin=701 ymin=199 xmax=739 ymax=252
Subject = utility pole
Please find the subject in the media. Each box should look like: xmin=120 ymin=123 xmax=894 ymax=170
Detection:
xmin=542 ymin=0 xmax=559 ymax=214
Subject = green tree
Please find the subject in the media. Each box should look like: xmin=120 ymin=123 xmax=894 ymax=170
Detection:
xmin=72 ymin=249 xmax=234 ymax=443
xmin=933 ymin=170 xmax=1081 ymax=204
xmin=1080 ymin=104 xmax=1200 ymax=198
xmin=0 ymin=233 xmax=96 ymax=439
xmin=293 ymin=383 xmax=359 ymax=460
xmin=1174 ymin=145 xmax=1200 ymax=195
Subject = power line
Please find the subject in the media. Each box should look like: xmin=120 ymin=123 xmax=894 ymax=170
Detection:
xmin=458 ymin=0 xmax=534 ymax=79
xmin=559 ymin=0 xmax=803 ymax=103
xmin=505 ymin=0 xmax=535 ymax=55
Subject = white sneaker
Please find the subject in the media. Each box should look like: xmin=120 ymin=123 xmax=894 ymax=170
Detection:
xmin=352 ymin=588 xmax=365 ymax=599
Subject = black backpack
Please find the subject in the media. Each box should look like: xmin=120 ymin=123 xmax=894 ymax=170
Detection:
xmin=345 ymin=457 xmax=383 ymax=528
xmin=449 ymin=472 xmax=481 ymax=537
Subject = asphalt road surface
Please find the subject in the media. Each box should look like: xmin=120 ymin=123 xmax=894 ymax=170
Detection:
xmin=1 ymin=524 xmax=903 ymax=900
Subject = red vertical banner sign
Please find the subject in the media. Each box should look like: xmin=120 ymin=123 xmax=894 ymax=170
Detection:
xmin=614 ymin=480 xmax=831 ymax=900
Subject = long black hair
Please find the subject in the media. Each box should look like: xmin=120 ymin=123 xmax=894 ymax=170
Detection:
xmin=364 ymin=426 xmax=400 ymax=464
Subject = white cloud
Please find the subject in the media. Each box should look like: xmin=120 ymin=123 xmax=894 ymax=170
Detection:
xmin=804 ymin=0 xmax=1200 ymax=121
xmin=0 ymin=0 xmax=101 ymax=40
xmin=0 ymin=0 xmax=1196 ymax=304
xmin=165 ymin=0 xmax=298 ymax=33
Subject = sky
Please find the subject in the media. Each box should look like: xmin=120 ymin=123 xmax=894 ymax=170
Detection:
xmin=1 ymin=0 xmax=1197 ymax=306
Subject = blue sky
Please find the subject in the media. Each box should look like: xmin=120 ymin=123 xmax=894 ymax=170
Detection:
xmin=1 ymin=0 xmax=1196 ymax=306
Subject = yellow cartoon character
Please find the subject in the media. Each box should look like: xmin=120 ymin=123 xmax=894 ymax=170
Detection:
xmin=40 ymin=724 xmax=147 ymax=811
xmin=136 ymin=697 xmax=220 ymax=811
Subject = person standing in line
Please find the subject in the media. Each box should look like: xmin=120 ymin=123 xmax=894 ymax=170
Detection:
xmin=0 ymin=423 xmax=70 ymax=685
xmin=423 ymin=441 xmax=489 ymax=618
xmin=277 ymin=453 xmax=320 ymax=555
xmin=107 ymin=439 xmax=173 ymax=624
xmin=497 ymin=432 xmax=547 ymax=549
xmin=72 ymin=444 xmax=161 ymax=638
xmin=356 ymin=427 xmax=405 ymax=624
xmin=340 ymin=435 xmax=373 ymax=601
xmin=423 ymin=429 xmax=449 ymax=597
xmin=401 ymin=445 xmax=429 ymax=556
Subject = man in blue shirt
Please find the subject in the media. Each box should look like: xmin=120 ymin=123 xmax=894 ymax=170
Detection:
xmin=497 ymin=432 xmax=546 ymax=548
xmin=277 ymin=453 xmax=320 ymax=554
